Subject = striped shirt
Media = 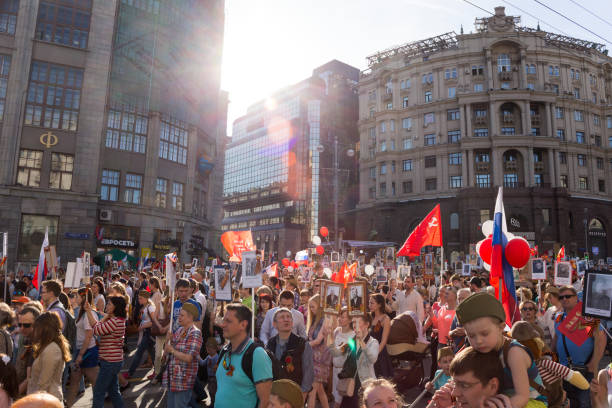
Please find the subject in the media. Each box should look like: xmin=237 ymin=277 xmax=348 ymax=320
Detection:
xmin=93 ymin=317 xmax=126 ymax=363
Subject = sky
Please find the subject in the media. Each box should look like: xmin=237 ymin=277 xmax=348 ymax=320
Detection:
xmin=220 ymin=0 xmax=612 ymax=136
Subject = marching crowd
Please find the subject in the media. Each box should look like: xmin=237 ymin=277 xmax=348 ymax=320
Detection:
xmin=0 ymin=262 xmax=610 ymax=408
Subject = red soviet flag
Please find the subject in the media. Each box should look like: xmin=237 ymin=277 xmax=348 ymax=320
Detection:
xmin=397 ymin=204 xmax=443 ymax=257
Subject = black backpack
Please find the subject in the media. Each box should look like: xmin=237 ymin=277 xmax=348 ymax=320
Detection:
xmin=50 ymin=301 xmax=77 ymax=352
xmin=218 ymin=339 xmax=279 ymax=384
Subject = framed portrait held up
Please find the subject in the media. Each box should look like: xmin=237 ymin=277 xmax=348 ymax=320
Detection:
xmin=322 ymin=281 xmax=342 ymax=315
xmin=347 ymin=281 xmax=366 ymax=316
xmin=582 ymin=269 xmax=612 ymax=319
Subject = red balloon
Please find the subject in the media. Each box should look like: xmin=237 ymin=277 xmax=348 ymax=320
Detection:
xmin=282 ymin=258 xmax=290 ymax=267
xmin=505 ymin=238 xmax=531 ymax=268
xmin=291 ymin=261 xmax=298 ymax=269
xmin=316 ymin=245 xmax=324 ymax=255
xmin=319 ymin=226 xmax=329 ymax=238
xmin=478 ymin=237 xmax=493 ymax=264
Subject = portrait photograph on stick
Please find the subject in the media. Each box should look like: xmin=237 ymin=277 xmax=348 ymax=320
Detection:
xmin=583 ymin=269 xmax=612 ymax=319
xmin=347 ymin=281 xmax=366 ymax=316
xmin=214 ymin=265 xmax=232 ymax=301
xmin=322 ymin=281 xmax=342 ymax=315
xmin=375 ymin=266 xmax=387 ymax=283
xmin=554 ymin=261 xmax=572 ymax=286
xmin=530 ymin=258 xmax=546 ymax=280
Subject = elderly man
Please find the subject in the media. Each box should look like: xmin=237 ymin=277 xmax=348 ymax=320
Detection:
xmin=553 ymin=285 xmax=606 ymax=408
xmin=265 ymin=308 xmax=313 ymax=397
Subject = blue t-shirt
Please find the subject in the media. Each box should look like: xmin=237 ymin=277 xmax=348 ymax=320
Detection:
xmin=172 ymin=298 xmax=202 ymax=333
xmin=554 ymin=312 xmax=598 ymax=366
xmin=201 ymin=354 xmax=219 ymax=378
xmin=433 ymin=369 xmax=451 ymax=391
xmin=215 ymin=338 xmax=273 ymax=408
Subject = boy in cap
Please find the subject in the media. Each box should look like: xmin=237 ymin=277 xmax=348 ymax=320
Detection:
xmin=269 ymin=379 xmax=304 ymax=408
xmin=455 ymin=292 xmax=547 ymax=408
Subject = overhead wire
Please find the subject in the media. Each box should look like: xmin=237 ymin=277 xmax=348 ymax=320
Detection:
xmin=460 ymin=0 xmax=493 ymax=16
xmin=567 ymin=0 xmax=612 ymax=29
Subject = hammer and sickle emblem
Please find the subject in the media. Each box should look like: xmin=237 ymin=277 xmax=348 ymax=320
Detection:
xmin=428 ymin=216 xmax=439 ymax=228
xmin=40 ymin=132 xmax=58 ymax=148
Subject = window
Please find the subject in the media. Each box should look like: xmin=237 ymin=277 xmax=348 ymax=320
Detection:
xmin=424 ymin=112 xmax=435 ymax=125
xmin=559 ymin=151 xmax=567 ymax=164
xmin=476 ymin=174 xmax=490 ymax=188
xmin=17 ymin=149 xmax=42 ymax=187
xmin=607 ymin=116 xmax=612 ymax=128
xmin=36 ymin=1 xmax=92 ymax=48
xmin=385 ymin=78 xmax=392 ymax=94
xmin=474 ymin=128 xmax=489 ymax=138
xmin=156 ymin=178 xmax=167 ymax=208
xmin=474 ymin=83 xmax=484 ymax=92
xmin=424 ymin=133 xmax=436 ymax=146
xmin=501 ymin=127 xmax=515 ymax=135
xmin=369 ymin=109 xmax=375 ymax=118
xmin=445 ymin=68 xmax=457 ymax=79
xmin=542 ymin=209 xmax=551 ymax=226
xmin=497 ymin=54 xmax=511 ymax=72
xmin=425 ymin=178 xmax=437 ymax=191
xmin=534 ymin=174 xmax=542 ymax=187
xmin=475 ymin=109 xmax=487 ymax=118
xmin=379 ymin=182 xmax=386 ymax=195
xmin=556 ymin=129 xmax=565 ymax=140
xmin=424 ymin=155 xmax=436 ymax=168
xmin=172 ymin=182 xmax=184 ymax=210
xmin=475 ymin=152 xmax=490 ymax=162
xmin=0 ymin=0 xmax=17 ymax=35
xmin=448 ymin=87 xmax=456 ymax=98
xmin=402 ymin=181 xmax=412 ymax=193
xmin=124 ymin=173 xmax=142 ymax=204
xmin=391 ymin=182 xmax=396 ymax=196
xmin=527 ymin=83 xmax=535 ymax=90
xmin=159 ymin=116 xmax=188 ymax=164
xmin=594 ymin=115 xmax=600 ymax=126
xmin=574 ymin=110 xmax=583 ymax=122
xmin=400 ymin=79 xmax=411 ymax=89
xmin=424 ymin=91 xmax=432 ymax=103
xmin=49 ymin=153 xmax=73 ymax=190
xmin=380 ymin=121 xmax=387 ymax=133
xmin=391 ymin=160 xmax=396 ymax=172
xmin=504 ymin=174 xmax=519 ymax=187
xmin=548 ymin=65 xmax=559 ymax=76
xmin=369 ymin=127 xmax=376 ymax=138
xmin=368 ymin=90 xmax=376 ymax=101
xmin=0 ymin=54 xmax=10 ymax=121
xmin=18 ymin=214 xmax=59 ymax=261
xmin=380 ymin=140 xmax=386 ymax=152
xmin=594 ymin=135 xmax=601 ymax=147
xmin=368 ymin=187 xmax=376 ymax=199
xmin=555 ymin=107 xmax=564 ymax=119
xmin=598 ymin=179 xmax=605 ymax=192
xmin=106 ymin=108 xmax=148 ymax=153
xmin=574 ymin=88 xmax=580 ymax=99
xmin=560 ymin=175 xmax=568 ymax=188
xmin=402 ymin=117 xmax=412 ymax=129
xmin=609 ymin=136 xmax=612 ymax=148
xmin=501 ymin=82 xmax=511 ymax=90
xmin=25 ymin=61 xmax=83 ymax=130
xmin=597 ymin=157 xmax=604 ymax=169
xmin=577 ymin=154 xmax=586 ymax=167
xmin=380 ymin=163 xmax=386 ymax=175
xmin=449 ymin=152 xmax=462 ymax=165
xmin=472 ymin=65 xmax=484 ymax=76
xmin=403 ymin=138 xmax=412 ymax=150
xmin=450 ymin=176 xmax=462 ymax=188
xmin=450 ymin=213 xmax=459 ymax=230
xmin=101 ymin=169 xmax=119 ymax=201
xmin=592 ymin=92 xmax=597 ymax=104
xmin=369 ymin=167 xmax=376 ymax=179
xmin=402 ymin=96 xmax=409 ymax=108
xmin=389 ymin=120 xmax=395 ymax=132
xmin=386 ymin=102 xmax=393 ymax=110
xmin=579 ymin=177 xmax=588 ymax=190
xmin=525 ymin=64 xmax=536 ymax=75
xmin=402 ymin=159 xmax=412 ymax=171
xmin=552 ymin=84 xmax=559 ymax=95
xmin=447 ymin=109 xmax=460 ymax=121
xmin=422 ymin=73 xmax=433 ymax=84
xmin=576 ymin=132 xmax=585 ymax=144
xmin=448 ymin=130 xmax=461 ymax=143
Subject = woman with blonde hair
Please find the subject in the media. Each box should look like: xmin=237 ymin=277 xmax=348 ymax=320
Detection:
xmin=307 ymin=294 xmax=332 ymax=408
xmin=28 ymin=311 xmax=71 ymax=401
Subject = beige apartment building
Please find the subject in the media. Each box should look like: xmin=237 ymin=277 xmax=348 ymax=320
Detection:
xmin=355 ymin=7 xmax=612 ymax=260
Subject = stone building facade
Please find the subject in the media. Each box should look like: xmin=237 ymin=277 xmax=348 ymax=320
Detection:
xmin=0 ymin=0 xmax=226 ymax=271
xmin=355 ymin=7 xmax=612 ymax=260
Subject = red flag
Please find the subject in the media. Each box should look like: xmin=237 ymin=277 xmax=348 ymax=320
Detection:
xmin=556 ymin=246 xmax=565 ymax=262
xmin=220 ymin=230 xmax=255 ymax=262
xmin=397 ymin=204 xmax=443 ymax=257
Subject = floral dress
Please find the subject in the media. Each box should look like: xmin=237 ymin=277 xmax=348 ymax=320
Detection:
xmin=309 ymin=318 xmax=332 ymax=383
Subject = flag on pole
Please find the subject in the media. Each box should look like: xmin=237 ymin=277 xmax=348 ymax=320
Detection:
xmin=556 ymin=246 xmax=565 ymax=262
xmin=265 ymin=262 xmax=278 ymax=278
xmin=489 ymin=188 xmax=521 ymax=326
xmin=33 ymin=227 xmax=49 ymax=290
xmin=397 ymin=204 xmax=443 ymax=257
xmin=166 ymin=252 xmax=177 ymax=290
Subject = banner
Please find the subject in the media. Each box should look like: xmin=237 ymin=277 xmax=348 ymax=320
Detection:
xmin=397 ymin=204 xmax=443 ymax=256
xmin=166 ymin=252 xmax=177 ymax=291
xmin=221 ymin=230 xmax=255 ymax=262
xmin=557 ymin=302 xmax=592 ymax=347
xmin=241 ymin=250 xmax=262 ymax=288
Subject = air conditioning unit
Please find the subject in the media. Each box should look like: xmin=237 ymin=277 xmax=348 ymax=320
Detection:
xmin=99 ymin=209 xmax=112 ymax=222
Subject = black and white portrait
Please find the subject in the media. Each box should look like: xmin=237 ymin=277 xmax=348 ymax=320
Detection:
xmin=584 ymin=271 xmax=612 ymax=319
xmin=325 ymin=284 xmax=340 ymax=311
xmin=348 ymin=282 xmax=366 ymax=316
xmin=462 ymin=263 xmax=471 ymax=276
xmin=376 ymin=267 xmax=387 ymax=283
xmin=557 ymin=262 xmax=570 ymax=278
xmin=576 ymin=260 xmax=587 ymax=277
xmin=554 ymin=261 xmax=572 ymax=286
xmin=531 ymin=258 xmax=546 ymax=280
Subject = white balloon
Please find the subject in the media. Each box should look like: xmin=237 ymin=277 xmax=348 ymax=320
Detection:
xmin=286 ymin=250 xmax=292 ymax=257
xmin=312 ymin=235 xmax=321 ymax=246
xmin=323 ymin=268 xmax=332 ymax=279
xmin=287 ymin=266 xmax=294 ymax=273
xmin=481 ymin=220 xmax=494 ymax=237
xmin=364 ymin=264 xmax=375 ymax=276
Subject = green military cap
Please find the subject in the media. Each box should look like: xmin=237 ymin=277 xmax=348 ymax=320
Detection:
xmin=456 ymin=292 xmax=506 ymax=325
xmin=271 ymin=379 xmax=304 ymax=408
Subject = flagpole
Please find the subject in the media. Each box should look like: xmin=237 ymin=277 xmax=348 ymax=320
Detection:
xmin=251 ymin=287 xmax=255 ymax=339
xmin=440 ymin=246 xmax=444 ymax=283
xmin=2 ymin=232 xmax=7 ymax=301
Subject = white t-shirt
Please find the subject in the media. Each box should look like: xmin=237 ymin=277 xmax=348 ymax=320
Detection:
xmin=141 ymin=303 xmax=156 ymax=327
xmin=76 ymin=312 xmax=97 ymax=350
xmin=94 ymin=294 xmax=105 ymax=312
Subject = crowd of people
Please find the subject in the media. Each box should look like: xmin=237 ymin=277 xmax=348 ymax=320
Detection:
xmin=0 ymin=260 xmax=610 ymax=408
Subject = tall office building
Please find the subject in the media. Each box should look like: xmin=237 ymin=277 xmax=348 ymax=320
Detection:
xmin=0 ymin=0 xmax=227 ymax=271
xmin=223 ymin=60 xmax=359 ymax=261
xmin=356 ymin=7 xmax=612 ymax=260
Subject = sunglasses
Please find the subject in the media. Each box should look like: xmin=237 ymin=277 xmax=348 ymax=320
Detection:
xmin=19 ymin=323 xmax=32 ymax=328
xmin=521 ymin=307 xmax=536 ymax=312
xmin=559 ymin=294 xmax=576 ymax=300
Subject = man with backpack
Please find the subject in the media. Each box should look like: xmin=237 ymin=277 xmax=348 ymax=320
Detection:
xmin=216 ymin=303 xmax=273 ymax=408
xmin=265 ymin=308 xmax=313 ymax=399
xmin=41 ymin=280 xmax=77 ymax=351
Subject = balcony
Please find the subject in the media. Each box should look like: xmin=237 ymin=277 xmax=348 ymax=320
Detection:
xmin=475 ymin=163 xmax=489 ymax=172
xmin=504 ymin=181 xmax=524 ymax=188
xmin=499 ymin=71 xmax=513 ymax=81
xmin=502 ymin=114 xmax=514 ymax=123
xmin=476 ymin=182 xmax=491 ymax=188
xmin=534 ymin=162 xmax=545 ymax=172
xmin=504 ymin=161 xmax=518 ymax=171
xmin=531 ymin=114 xmax=541 ymax=125
xmin=474 ymin=116 xmax=487 ymax=125
xmin=382 ymin=93 xmax=392 ymax=102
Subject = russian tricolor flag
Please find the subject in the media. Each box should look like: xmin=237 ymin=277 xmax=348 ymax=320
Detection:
xmin=489 ymin=188 xmax=521 ymax=326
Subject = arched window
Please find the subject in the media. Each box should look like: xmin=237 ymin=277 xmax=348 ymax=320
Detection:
xmin=497 ymin=54 xmax=511 ymax=72
xmin=504 ymin=151 xmax=518 ymax=162
xmin=450 ymin=213 xmax=459 ymax=230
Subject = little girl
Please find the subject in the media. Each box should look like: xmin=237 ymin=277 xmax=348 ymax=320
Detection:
xmin=456 ymin=293 xmax=547 ymax=408
xmin=0 ymin=354 xmax=18 ymax=407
